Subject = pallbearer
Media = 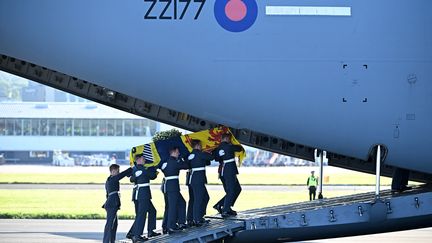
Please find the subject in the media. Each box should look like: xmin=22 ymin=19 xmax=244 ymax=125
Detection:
xmin=160 ymin=146 xmax=190 ymax=234
xmin=186 ymin=165 xmax=195 ymax=227
xmin=102 ymin=164 xmax=132 ymax=243
xmin=130 ymin=153 xmax=160 ymax=243
xmin=214 ymin=133 xmax=243 ymax=218
xmin=187 ymin=139 xmax=212 ymax=226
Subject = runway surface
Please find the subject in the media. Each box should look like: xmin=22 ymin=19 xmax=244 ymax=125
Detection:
xmin=0 ymin=219 xmax=431 ymax=243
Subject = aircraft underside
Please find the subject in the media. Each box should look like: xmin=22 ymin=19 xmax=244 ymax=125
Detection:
xmin=1 ymin=0 xmax=432 ymax=241
xmin=1 ymin=54 xmax=432 ymax=242
xmin=1 ymin=54 xmax=431 ymax=183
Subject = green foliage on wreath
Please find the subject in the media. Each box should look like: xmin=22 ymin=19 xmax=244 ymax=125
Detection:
xmin=152 ymin=129 xmax=182 ymax=142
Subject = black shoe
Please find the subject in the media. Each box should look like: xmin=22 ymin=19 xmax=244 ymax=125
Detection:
xmin=126 ymin=232 xmax=133 ymax=239
xmin=177 ymin=223 xmax=188 ymax=230
xmin=401 ymin=186 xmax=412 ymax=191
xmin=221 ymin=212 xmax=232 ymax=218
xmin=187 ymin=220 xmax=195 ymax=227
xmin=213 ymin=205 xmax=223 ymax=214
xmin=148 ymin=231 xmax=161 ymax=238
xmin=168 ymin=228 xmax=182 ymax=234
xmin=228 ymin=210 xmax=237 ymax=216
xmin=162 ymin=228 xmax=168 ymax=234
xmin=194 ymin=219 xmax=210 ymax=227
xmin=132 ymin=236 xmax=148 ymax=243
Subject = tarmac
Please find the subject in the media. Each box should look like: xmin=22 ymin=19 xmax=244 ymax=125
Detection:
xmin=0 ymin=219 xmax=431 ymax=243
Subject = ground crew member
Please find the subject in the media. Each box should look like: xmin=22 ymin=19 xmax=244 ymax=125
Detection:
xmin=187 ymin=139 xmax=212 ymax=226
xmin=102 ymin=164 xmax=132 ymax=243
xmin=214 ymin=133 xmax=243 ymax=218
xmin=160 ymin=146 xmax=189 ymax=234
xmin=307 ymin=170 xmax=318 ymax=201
xmin=130 ymin=153 xmax=159 ymax=243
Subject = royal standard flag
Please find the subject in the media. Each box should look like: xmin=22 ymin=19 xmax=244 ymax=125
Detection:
xmin=130 ymin=127 xmax=246 ymax=167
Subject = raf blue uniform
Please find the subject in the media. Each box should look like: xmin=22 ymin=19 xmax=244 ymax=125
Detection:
xmin=186 ymin=169 xmax=194 ymax=225
xmin=160 ymin=178 xmax=174 ymax=233
xmin=214 ymin=142 xmax=243 ymax=214
xmin=187 ymin=149 xmax=212 ymax=223
xmin=160 ymin=156 xmax=189 ymax=232
xmin=102 ymin=167 xmax=132 ymax=243
xmin=131 ymin=165 xmax=158 ymax=239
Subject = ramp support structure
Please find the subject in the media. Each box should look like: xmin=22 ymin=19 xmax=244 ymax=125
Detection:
xmin=375 ymin=145 xmax=381 ymax=199
xmin=317 ymin=149 xmax=324 ymax=199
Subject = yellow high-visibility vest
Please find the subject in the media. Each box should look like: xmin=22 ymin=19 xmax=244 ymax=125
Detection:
xmin=307 ymin=176 xmax=318 ymax=187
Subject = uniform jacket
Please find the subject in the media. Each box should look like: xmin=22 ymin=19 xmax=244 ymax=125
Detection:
xmin=214 ymin=142 xmax=243 ymax=178
xmin=187 ymin=149 xmax=213 ymax=185
xmin=103 ymin=167 xmax=132 ymax=209
xmin=132 ymin=164 xmax=158 ymax=201
xmin=160 ymin=156 xmax=189 ymax=193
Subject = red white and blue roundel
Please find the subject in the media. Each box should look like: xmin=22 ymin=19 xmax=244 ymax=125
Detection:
xmin=214 ymin=0 xmax=258 ymax=32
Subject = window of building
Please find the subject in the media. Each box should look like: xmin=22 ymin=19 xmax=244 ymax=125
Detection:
xmin=73 ymin=119 xmax=82 ymax=136
xmin=31 ymin=119 xmax=40 ymax=136
xmin=6 ymin=119 xmax=14 ymax=135
xmin=56 ymin=119 xmax=65 ymax=136
xmin=115 ymin=120 xmax=123 ymax=136
xmin=48 ymin=119 xmax=56 ymax=136
xmin=124 ymin=120 xmax=132 ymax=136
xmin=14 ymin=119 xmax=22 ymax=135
xmin=0 ymin=119 xmax=5 ymax=135
xmin=82 ymin=119 xmax=90 ymax=136
xmin=149 ymin=121 xmax=157 ymax=136
xmin=99 ymin=119 xmax=107 ymax=136
xmin=107 ymin=120 xmax=115 ymax=136
xmin=65 ymin=120 xmax=72 ymax=136
xmin=1 ymin=117 xmax=157 ymax=137
xmin=23 ymin=119 xmax=32 ymax=136
xmin=40 ymin=119 xmax=48 ymax=136
xmin=133 ymin=120 xmax=142 ymax=136
xmin=90 ymin=119 xmax=98 ymax=136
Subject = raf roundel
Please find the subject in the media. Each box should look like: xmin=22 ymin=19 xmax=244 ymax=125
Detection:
xmin=214 ymin=0 xmax=258 ymax=32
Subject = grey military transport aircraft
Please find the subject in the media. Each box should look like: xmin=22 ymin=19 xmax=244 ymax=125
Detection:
xmin=1 ymin=0 xmax=431 ymax=242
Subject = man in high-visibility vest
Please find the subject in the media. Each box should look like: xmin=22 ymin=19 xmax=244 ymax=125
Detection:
xmin=307 ymin=171 xmax=318 ymax=201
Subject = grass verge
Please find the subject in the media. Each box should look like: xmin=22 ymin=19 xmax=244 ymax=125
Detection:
xmin=0 ymin=171 xmax=393 ymax=186
xmin=0 ymin=189 xmax=363 ymax=220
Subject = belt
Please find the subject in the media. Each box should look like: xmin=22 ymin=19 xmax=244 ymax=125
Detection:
xmin=224 ymin=158 xmax=235 ymax=163
xmin=189 ymin=167 xmax=206 ymax=184
xmin=163 ymin=176 xmax=179 ymax=193
xmin=222 ymin=158 xmax=235 ymax=177
xmin=134 ymin=183 xmax=150 ymax=200
xmin=108 ymin=191 xmax=119 ymax=197
xmin=191 ymin=167 xmax=206 ymax=172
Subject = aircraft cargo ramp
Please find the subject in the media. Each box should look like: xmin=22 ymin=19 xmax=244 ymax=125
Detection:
xmin=118 ymin=185 xmax=432 ymax=242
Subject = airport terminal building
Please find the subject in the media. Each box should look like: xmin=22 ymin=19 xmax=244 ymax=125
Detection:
xmin=0 ymin=102 xmax=158 ymax=164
